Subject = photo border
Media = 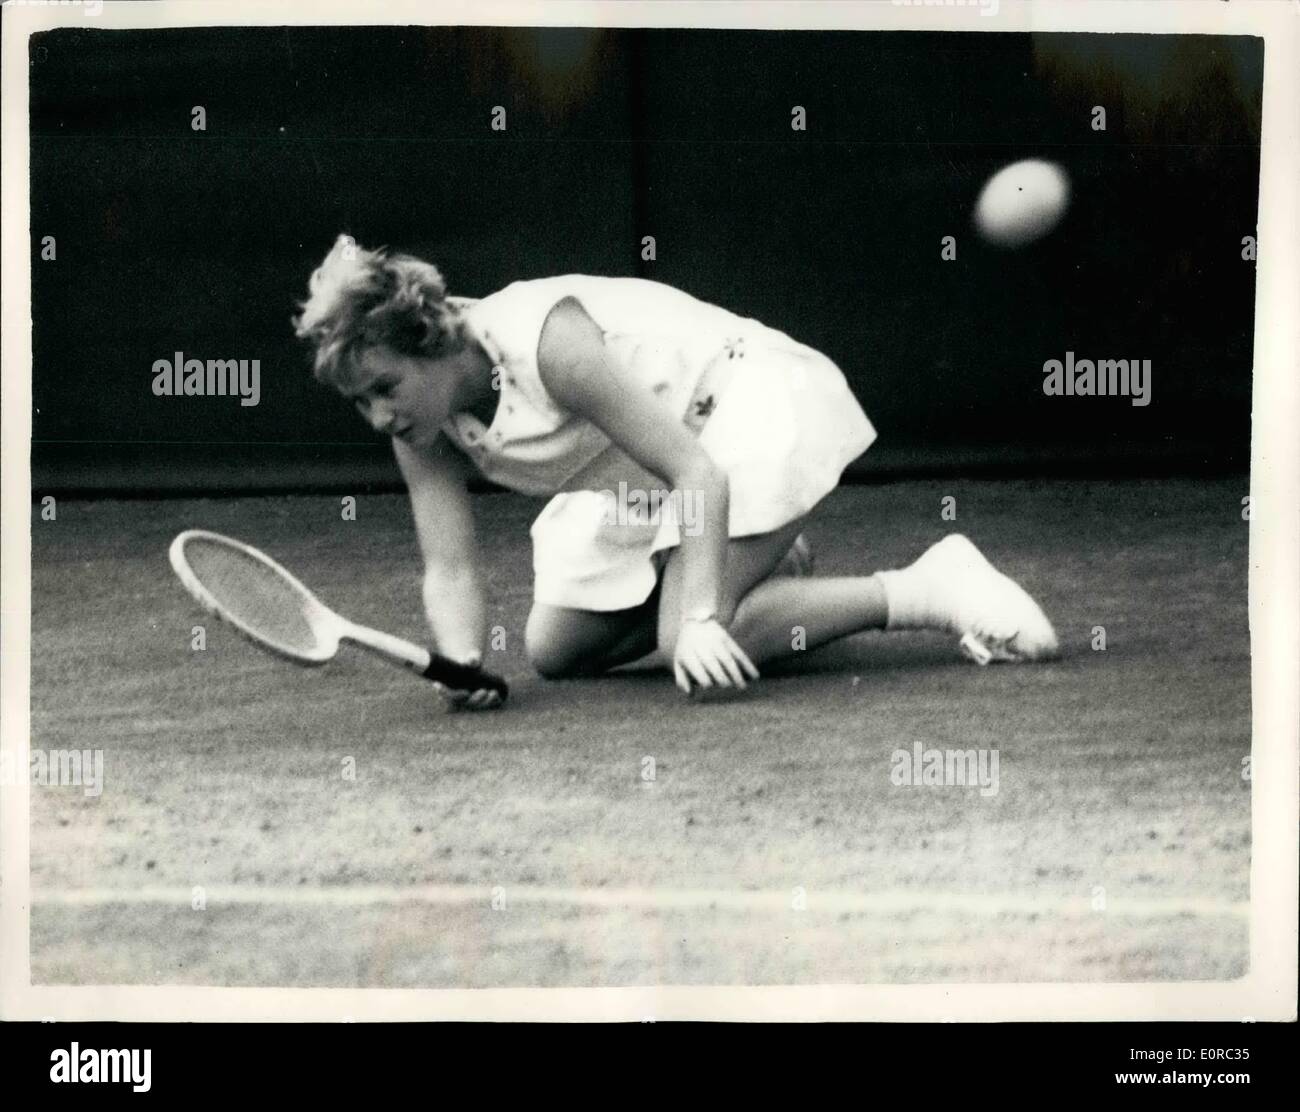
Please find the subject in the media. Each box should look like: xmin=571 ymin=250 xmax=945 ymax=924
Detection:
xmin=3 ymin=0 xmax=1295 ymax=1022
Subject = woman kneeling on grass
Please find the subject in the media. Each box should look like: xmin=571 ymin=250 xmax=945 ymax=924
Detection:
xmin=294 ymin=236 xmax=1057 ymax=709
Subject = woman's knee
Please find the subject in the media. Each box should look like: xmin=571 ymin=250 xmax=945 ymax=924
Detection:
xmin=526 ymin=604 xmax=651 ymax=678
xmin=524 ymin=607 xmax=584 ymax=678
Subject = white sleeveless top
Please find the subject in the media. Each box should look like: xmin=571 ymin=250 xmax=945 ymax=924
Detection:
xmin=442 ymin=275 xmax=825 ymax=497
xmin=439 ymin=275 xmax=876 ymax=611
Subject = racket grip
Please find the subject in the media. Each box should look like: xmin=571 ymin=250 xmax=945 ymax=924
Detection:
xmin=420 ymin=654 xmax=509 ymax=698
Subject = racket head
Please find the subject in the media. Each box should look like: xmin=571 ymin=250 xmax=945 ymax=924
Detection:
xmin=168 ymin=529 xmax=342 ymax=665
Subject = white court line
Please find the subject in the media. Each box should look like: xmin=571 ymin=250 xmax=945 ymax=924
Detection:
xmin=32 ymin=885 xmax=1249 ymax=919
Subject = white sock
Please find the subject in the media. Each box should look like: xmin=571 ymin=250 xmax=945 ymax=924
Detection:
xmin=873 ymin=565 xmax=947 ymax=632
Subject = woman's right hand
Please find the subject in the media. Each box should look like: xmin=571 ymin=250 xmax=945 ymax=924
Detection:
xmin=429 ymin=652 xmax=508 ymax=711
xmin=433 ymin=682 xmax=505 ymax=711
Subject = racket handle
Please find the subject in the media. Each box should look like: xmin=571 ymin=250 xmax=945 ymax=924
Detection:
xmin=343 ymin=624 xmax=507 ymax=697
xmin=421 ymin=654 xmax=509 ymax=698
xmin=341 ymin=622 xmax=507 ymax=697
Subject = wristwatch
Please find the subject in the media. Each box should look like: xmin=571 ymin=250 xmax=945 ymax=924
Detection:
xmin=682 ymin=608 xmax=718 ymax=626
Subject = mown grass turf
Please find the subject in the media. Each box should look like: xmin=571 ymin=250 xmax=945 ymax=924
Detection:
xmin=29 ymin=479 xmax=1250 ymax=986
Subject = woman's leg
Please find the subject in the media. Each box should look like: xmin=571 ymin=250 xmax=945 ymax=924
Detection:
xmin=655 ymin=518 xmax=889 ymax=666
xmin=530 ymin=525 xmax=1058 ymax=678
xmin=524 ymin=597 xmax=658 ymax=678
xmin=659 ymin=528 xmax=1059 ymax=667
xmin=525 ymin=520 xmax=821 ymax=678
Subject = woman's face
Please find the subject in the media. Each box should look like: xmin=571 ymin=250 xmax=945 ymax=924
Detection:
xmin=344 ymin=344 xmax=472 ymax=449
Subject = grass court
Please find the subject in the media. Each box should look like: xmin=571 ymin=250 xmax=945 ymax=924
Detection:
xmin=29 ymin=477 xmax=1250 ymax=987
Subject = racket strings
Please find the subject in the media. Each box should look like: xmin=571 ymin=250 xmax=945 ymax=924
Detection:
xmin=181 ymin=538 xmax=323 ymax=655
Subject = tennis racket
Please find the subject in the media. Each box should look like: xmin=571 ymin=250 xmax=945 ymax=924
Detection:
xmin=168 ymin=529 xmax=507 ymax=705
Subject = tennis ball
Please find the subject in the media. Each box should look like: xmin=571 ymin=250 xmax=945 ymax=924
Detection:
xmin=973 ymin=159 xmax=1070 ymax=248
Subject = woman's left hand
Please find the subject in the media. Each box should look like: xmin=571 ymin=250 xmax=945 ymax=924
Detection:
xmin=672 ymin=618 xmax=759 ymax=696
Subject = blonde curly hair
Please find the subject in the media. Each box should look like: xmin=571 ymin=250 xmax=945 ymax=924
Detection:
xmin=293 ymin=235 xmax=469 ymax=388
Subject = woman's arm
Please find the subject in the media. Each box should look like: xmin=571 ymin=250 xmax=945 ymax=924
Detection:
xmin=536 ymin=295 xmax=757 ymax=693
xmin=536 ymin=296 xmax=727 ymax=619
xmin=393 ymin=432 xmax=489 ymax=666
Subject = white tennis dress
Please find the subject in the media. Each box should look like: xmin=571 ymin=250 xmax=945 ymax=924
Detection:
xmin=442 ymin=275 xmax=876 ymax=611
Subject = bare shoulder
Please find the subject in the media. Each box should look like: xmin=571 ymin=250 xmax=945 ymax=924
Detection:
xmin=536 ymin=295 xmax=605 ymax=399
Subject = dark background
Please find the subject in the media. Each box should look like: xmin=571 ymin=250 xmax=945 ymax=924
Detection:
xmin=27 ymin=27 xmax=1263 ymax=493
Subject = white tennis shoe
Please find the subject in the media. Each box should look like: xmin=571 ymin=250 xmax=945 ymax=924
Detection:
xmin=907 ymin=534 xmax=1058 ymax=664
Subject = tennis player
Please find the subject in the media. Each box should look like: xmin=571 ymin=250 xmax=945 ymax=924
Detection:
xmin=294 ymin=235 xmax=1057 ymax=707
